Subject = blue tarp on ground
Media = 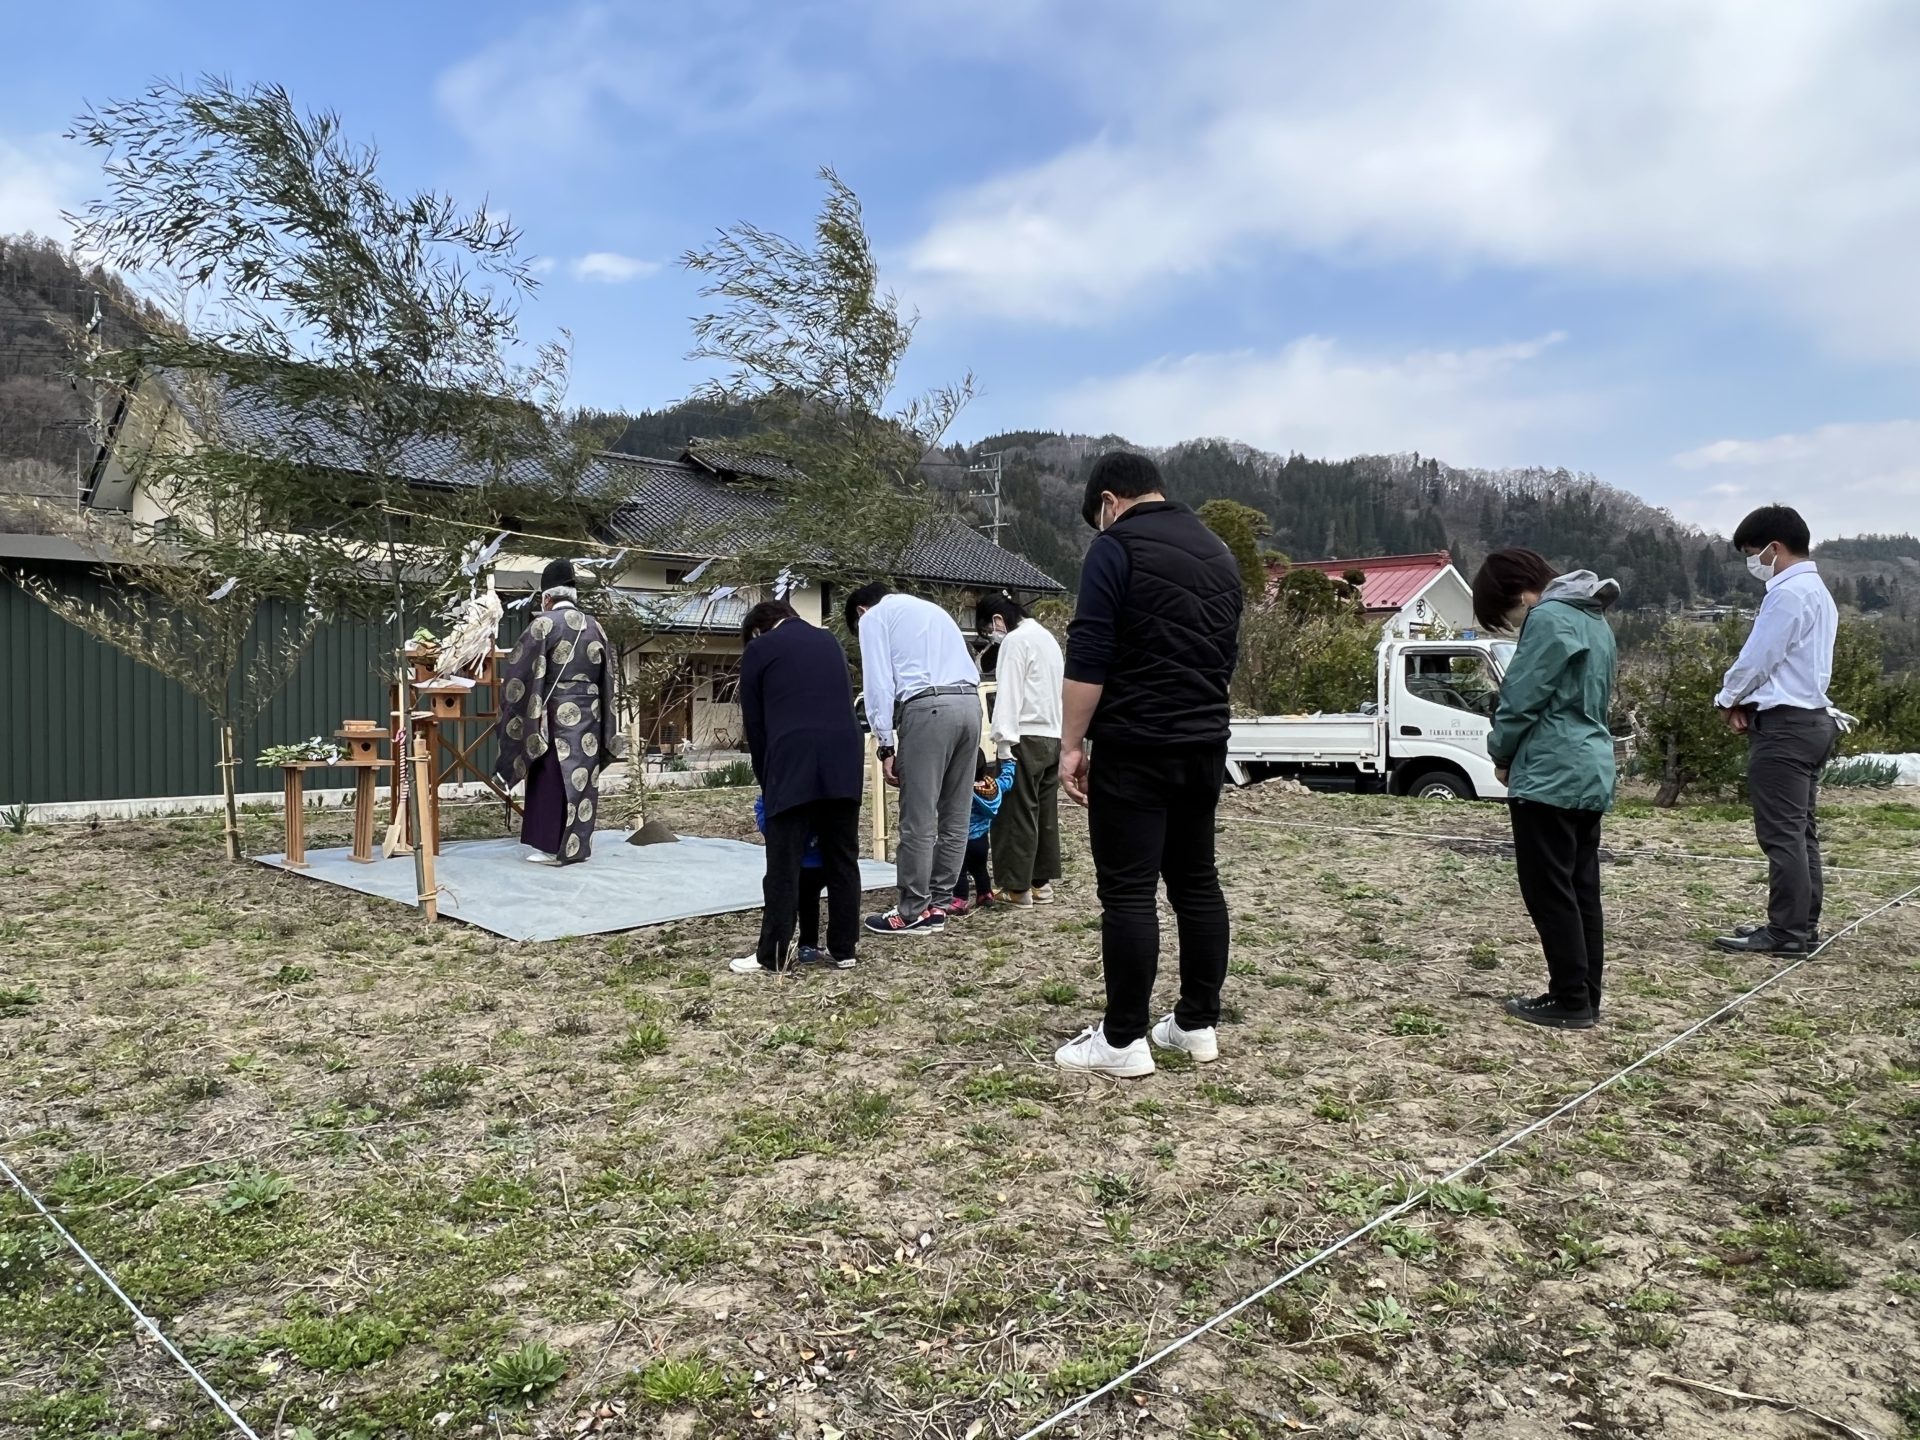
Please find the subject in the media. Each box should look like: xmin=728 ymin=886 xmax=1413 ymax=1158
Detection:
xmin=256 ymin=833 xmax=896 ymax=942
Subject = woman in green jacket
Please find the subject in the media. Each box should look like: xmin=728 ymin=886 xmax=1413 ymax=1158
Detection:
xmin=1474 ymin=548 xmax=1620 ymax=1030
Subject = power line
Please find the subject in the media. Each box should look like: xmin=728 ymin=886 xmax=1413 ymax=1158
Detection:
xmin=967 ymin=450 xmax=1005 ymax=547
xmin=1016 ymin=875 xmax=1917 ymax=1440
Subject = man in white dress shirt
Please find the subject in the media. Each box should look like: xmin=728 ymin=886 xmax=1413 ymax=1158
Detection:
xmin=847 ymin=581 xmax=980 ymax=936
xmin=976 ymin=594 xmax=1065 ymax=908
xmin=1713 ymin=505 xmax=1839 ymax=956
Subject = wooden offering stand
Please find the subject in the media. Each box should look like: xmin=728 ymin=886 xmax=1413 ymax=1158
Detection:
xmin=277 ymin=761 xmax=330 ymax=869
xmin=334 ymin=724 xmax=393 ymax=864
xmin=385 ymin=648 xmax=517 ymax=858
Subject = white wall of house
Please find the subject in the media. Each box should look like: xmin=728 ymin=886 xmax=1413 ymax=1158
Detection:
xmin=1385 ymin=568 xmax=1476 ymax=637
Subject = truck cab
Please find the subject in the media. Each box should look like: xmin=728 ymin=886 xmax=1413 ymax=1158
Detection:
xmin=1226 ymin=636 xmax=1515 ymax=800
xmin=1386 ymin=638 xmax=1513 ymax=799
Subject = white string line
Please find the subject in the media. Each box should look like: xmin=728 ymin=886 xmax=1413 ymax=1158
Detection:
xmin=0 ymin=1155 xmax=262 ymax=1440
xmin=1015 ymin=881 xmax=1919 ymax=1440
xmin=1227 ymin=814 xmax=1920 ymax=880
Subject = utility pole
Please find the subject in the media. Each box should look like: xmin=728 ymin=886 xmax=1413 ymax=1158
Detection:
xmin=79 ymin=291 xmax=102 ymax=510
xmin=967 ymin=451 xmax=1005 ymax=547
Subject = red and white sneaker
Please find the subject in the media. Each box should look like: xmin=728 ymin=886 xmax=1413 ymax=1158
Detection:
xmin=864 ymin=907 xmax=946 ymax=937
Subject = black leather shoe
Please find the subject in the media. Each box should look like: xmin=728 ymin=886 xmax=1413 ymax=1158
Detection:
xmin=1503 ymin=993 xmax=1595 ymax=1030
xmin=1714 ymin=929 xmax=1810 ymax=955
xmin=1733 ymin=921 xmax=1821 ymax=944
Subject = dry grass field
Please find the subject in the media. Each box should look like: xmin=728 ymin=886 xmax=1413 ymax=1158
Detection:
xmin=2 ymin=782 xmax=1917 ymax=1440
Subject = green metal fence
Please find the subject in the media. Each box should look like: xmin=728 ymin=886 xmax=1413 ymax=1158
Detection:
xmin=1 ymin=561 xmax=498 ymax=807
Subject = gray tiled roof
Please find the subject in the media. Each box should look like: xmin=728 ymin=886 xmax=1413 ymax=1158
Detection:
xmin=140 ymin=372 xmax=1063 ymax=593
xmin=681 ymin=439 xmax=804 ymax=483
xmin=598 ymin=453 xmax=1063 ymax=593
xmin=159 ymin=370 xmax=581 ymax=493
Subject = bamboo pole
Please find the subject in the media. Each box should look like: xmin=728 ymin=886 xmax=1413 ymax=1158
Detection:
xmin=218 ymin=725 xmax=241 ymax=862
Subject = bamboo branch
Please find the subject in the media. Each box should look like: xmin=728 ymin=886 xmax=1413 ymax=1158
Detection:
xmin=1648 ymin=1371 xmax=1880 ymax=1440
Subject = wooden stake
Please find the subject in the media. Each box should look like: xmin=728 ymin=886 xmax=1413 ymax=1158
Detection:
xmin=867 ymin=734 xmax=889 ymax=862
xmin=219 ymin=726 xmax=242 ymax=862
xmin=412 ymin=746 xmax=438 ymax=922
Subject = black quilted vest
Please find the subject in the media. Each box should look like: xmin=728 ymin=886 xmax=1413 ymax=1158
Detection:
xmin=1092 ymin=501 xmax=1244 ymax=747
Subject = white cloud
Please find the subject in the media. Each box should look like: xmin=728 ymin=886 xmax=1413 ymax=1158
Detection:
xmin=571 ymin=251 xmax=659 ymax=283
xmin=527 ymin=256 xmax=557 ymax=275
xmin=0 ymin=133 xmax=88 ymax=242
xmin=436 ymin=2 xmax=849 ymax=168
xmin=1670 ymin=421 xmax=1920 ymax=539
xmin=905 ymin=1 xmax=1920 ymax=356
xmin=1055 ymin=331 xmax=1589 ymax=465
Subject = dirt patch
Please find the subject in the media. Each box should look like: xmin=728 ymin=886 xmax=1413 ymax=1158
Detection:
xmin=1 ymin=784 xmax=1916 ymax=1439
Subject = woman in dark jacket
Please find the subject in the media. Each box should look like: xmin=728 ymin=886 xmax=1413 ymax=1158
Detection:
xmin=729 ymin=599 xmax=866 ymax=973
xmin=1475 ymin=548 xmax=1620 ymax=1030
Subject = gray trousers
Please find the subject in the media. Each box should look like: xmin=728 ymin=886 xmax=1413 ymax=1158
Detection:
xmin=1747 ymin=707 xmax=1838 ymax=943
xmin=895 ymin=691 xmax=980 ymax=917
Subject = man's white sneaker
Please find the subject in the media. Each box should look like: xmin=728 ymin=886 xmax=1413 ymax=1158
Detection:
xmin=1054 ymin=1024 xmax=1154 ymax=1078
xmin=1031 ymin=882 xmax=1056 ymax=905
xmin=1151 ymin=1014 xmax=1219 ymax=1063
xmin=524 ymin=851 xmax=560 ymax=866
xmin=728 ymin=954 xmax=777 ymax=975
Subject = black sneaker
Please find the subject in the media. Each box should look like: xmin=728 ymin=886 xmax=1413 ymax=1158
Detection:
xmin=1714 ymin=927 xmax=1810 ymax=955
xmin=864 ymin=908 xmax=945 ymax=937
xmin=797 ymin=946 xmax=858 ymax=970
xmin=1503 ymin=993 xmax=1595 ymax=1030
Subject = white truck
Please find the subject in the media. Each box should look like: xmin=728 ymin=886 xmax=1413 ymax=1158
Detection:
xmin=1227 ymin=636 xmax=1517 ymax=801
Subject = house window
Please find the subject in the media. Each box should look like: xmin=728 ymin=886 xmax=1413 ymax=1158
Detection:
xmin=702 ymin=661 xmax=742 ymax=705
xmin=666 ymin=567 xmax=689 ymax=586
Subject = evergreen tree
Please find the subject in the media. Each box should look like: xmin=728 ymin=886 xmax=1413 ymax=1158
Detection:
xmin=1197 ymin=498 xmax=1271 ymax=600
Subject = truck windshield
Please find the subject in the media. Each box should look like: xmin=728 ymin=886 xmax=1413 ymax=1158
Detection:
xmin=1490 ymin=641 xmax=1517 ymax=673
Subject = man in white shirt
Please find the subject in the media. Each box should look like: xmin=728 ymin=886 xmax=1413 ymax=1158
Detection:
xmin=846 ymin=582 xmax=980 ymax=936
xmin=1712 ymin=505 xmax=1839 ymax=956
xmin=976 ymin=594 xmax=1065 ymax=908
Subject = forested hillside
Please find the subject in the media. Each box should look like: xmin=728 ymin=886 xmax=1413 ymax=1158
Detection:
xmin=4 ymin=234 xmax=1912 ymax=625
xmin=0 ymin=235 xmax=168 ymax=509
xmin=948 ymin=430 xmax=1724 ymax=608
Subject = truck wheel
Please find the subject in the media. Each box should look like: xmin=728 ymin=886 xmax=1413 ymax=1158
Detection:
xmin=1402 ymin=769 xmax=1473 ymax=801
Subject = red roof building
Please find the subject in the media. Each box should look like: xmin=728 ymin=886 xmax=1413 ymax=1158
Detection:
xmin=1266 ymin=551 xmax=1477 ymax=634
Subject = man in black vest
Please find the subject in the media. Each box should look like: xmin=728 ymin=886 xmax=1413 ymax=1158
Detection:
xmin=1056 ymin=452 xmax=1244 ymax=1078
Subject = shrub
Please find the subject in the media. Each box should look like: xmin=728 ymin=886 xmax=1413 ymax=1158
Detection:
xmin=701 ymin=759 xmax=757 ymax=789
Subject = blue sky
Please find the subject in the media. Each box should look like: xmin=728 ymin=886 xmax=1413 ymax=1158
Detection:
xmin=5 ymin=0 xmax=1920 ymax=539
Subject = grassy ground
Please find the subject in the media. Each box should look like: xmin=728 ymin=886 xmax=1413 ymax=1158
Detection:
xmin=1 ymin=782 xmax=1917 ymax=1440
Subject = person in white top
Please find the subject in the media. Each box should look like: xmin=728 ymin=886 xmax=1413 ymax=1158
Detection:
xmin=976 ymin=594 xmax=1065 ymax=907
xmin=846 ymin=582 xmax=980 ymax=935
xmin=1712 ymin=505 xmax=1839 ymax=955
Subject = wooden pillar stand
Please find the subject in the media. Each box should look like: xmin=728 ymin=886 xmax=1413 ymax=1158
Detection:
xmin=341 ymin=759 xmax=393 ymax=864
xmin=866 ymin=734 xmax=890 ymax=862
xmin=278 ymin=762 xmax=325 ymax=868
xmin=411 ymin=712 xmax=444 ymax=854
xmin=334 ymin=726 xmax=392 ymax=865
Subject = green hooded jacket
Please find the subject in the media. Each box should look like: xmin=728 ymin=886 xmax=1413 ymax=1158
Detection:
xmin=1487 ymin=571 xmax=1620 ymax=813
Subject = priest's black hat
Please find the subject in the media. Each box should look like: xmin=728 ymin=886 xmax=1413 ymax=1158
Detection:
xmin=540 ymin=557 xmax=577 ymax=592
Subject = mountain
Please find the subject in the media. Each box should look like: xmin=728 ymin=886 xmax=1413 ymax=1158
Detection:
xmin=4 ymin=235 xmax=1911 ymax=625
xmin=0 ymin=234 xmax=169 ymax=514
xmin=939 ymin=431 xmax=1721 ymax=608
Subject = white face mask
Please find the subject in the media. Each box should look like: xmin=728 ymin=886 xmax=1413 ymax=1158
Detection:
xmin=1746 ymin=545 xmax=1777 ymax=582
